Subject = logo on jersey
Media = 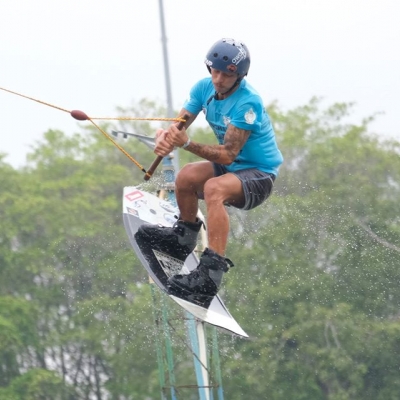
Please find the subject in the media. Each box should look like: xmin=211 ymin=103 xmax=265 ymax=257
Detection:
xmin=244 ymin=108 xmax=256 ymax=124
xmin=223 ymin=116 xmax=231 ymax=126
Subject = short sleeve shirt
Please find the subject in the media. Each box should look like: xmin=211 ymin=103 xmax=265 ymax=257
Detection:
xmin=183 ymin=78 xmax=283 ymax=176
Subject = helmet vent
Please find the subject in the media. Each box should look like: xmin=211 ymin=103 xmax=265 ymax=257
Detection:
xmin=223 ymin=56 xmax=229 ymax=61
xmin=213 ymin=52 xmax=218 ymax=57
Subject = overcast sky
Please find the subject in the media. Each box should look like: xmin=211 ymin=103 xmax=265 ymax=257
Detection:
xmin=1 ymin=0 xmax=399 ymax=168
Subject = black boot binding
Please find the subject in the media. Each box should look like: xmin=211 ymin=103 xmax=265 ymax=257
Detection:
xmin=135 ymin=218 xmax=203 ymax=261
xmin=167 ymin=248 xmax=234 ymax=308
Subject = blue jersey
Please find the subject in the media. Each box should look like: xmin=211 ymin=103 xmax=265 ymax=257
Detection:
xmin=183 ymin=77 xmax=283 ymax=176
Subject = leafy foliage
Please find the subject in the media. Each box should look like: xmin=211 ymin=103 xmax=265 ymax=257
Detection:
xmin=0 ymin=98 xmax=399 ymax=399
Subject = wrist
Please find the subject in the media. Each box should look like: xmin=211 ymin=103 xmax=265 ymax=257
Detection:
xmin=181 ymin=138 xmax=191 ymax=149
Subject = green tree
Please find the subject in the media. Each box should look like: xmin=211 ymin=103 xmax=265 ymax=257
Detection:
xmin=1 ymin=98 xmax=399 ymax=399
xmin=0 ymin=124 xmax=161 ymax=398
xmin=221 ymin=99 xmax=400 ymax=399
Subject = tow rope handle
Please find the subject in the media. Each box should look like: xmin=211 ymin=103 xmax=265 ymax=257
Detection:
xmin=144 ymin=114 xmax=189 ymax=181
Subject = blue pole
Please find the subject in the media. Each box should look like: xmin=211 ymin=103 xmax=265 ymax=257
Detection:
xmin=161 ymin=153 xmax=210 ymax=399
xmin=186 ymin=317 xmax=208 ymax=400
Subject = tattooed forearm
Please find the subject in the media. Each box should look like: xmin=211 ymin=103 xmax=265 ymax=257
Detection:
xmin=186 ymin=141 xmax=225 ymax=163
xmin=185 ymin=125 xmax=250 ymax=165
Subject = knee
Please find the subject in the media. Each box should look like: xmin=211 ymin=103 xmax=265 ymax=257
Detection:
xmin=176 ymin=162 xmax=215 ymax=187
xmin=176 ymin=163 xmax=197 ymax=188
xmin=203 ymin=178 xmax=224 ymax=203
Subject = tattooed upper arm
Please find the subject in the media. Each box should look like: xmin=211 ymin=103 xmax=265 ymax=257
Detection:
xmin=224 ymin=125 xmax=251 ymax=161
xmin=180 ymin=122 xmax=249 ymax=165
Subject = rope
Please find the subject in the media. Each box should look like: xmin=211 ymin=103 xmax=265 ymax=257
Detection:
xmin=0 ymin=86 xmax=185 ymax=172
xmin=88 ymin=118 xmax=146 ymax=172
xmin=90 ymin=116 xmax=184 ymax=122
xmin=0 ymin=86 xmax=70 ymax=114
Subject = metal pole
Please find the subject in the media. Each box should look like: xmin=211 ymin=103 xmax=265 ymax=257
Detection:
xmin=162 ymin=301 xmax=178 ymax=400
xmin=158 ymin=0 xmax=179 ymax=173
xmin=150 ymin=285 xmax=169 ymax=400
xmin=212 ymin=328 xmax=224 ymax=400
xmin=158 ymin=0 xmax=173 ymax=118
xmin=157 ymin=3 xmax=224 ymax=399
xmin=158 ymin=2 xmax=210 ymax=397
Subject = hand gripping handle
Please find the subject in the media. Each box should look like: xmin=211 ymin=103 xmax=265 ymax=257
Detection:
xmin=143 ymin=114 xmax=189 ymax=181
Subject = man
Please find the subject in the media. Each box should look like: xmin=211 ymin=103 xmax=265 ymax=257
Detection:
xmin=137 ymin=38 xmax=283 ymax=304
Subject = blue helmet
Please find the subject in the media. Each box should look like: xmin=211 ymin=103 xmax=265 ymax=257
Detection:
xmin=205 ymin=38 xmax=250 ymax=78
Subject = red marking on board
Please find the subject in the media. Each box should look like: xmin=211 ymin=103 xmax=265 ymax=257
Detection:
xmin=125 ymin=190 xmax=144 ymax=202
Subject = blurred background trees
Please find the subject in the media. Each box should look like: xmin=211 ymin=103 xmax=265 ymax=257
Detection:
xmin=0 ymin=98 xmax=399 ymax=399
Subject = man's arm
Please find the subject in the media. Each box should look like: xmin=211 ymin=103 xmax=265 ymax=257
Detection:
xmin=158 ymin=108 xmax=250 ymax=164
xmin=176 ymin=109 xmax=197 ymax=129
xmin=154 ymin=109 xmax=197 ymax=156
xmin=184 ymin=124 xmax=250 ymax=165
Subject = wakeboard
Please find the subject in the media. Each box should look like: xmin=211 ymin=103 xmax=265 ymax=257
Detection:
xmin=122 ymin=186 xmax=248 ymax=338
